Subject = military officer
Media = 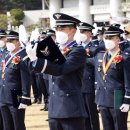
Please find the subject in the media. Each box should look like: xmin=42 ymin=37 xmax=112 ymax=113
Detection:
xmin=26 ymin=13 xmax=87 ymax=130
xmin=30 ymin=29 xmax=41 ymax=104
xmin=79 ymin=22 xmax=100 ymax=130
xmin=46 ymin=28 xmax=56 ymax=41
xmin=97 ymin=27 xmax=105 ymax=48
xmin=79 ymin=22 xmax=94 ymax=49
xmin=120 ymin=24 xmax=130 ymax=53
xmin=39 ymin=28 xmax=56 ymax=111
xmin=93 ymin=26 xmax=130 ymax=130
xmin=40 ymin=31 xmax=47 ymax=41
xmin=0 ymin=31 xmax=31 ymax=130
xmin=124 ymin=24 xmax=130 ymax=42
xmin=0 ymin=30 xmax=8 ymax=130
xmin=110 ymin=24 xmax=130 ymax=53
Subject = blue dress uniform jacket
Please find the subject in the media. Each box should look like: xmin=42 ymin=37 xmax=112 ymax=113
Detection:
xmin=119 ymin=40 xmax=130 ymax=52
xmin=0 ymin=48 xmax=31 ymax=106
xmin=94 ymin=51 xmax=130 ymax=107
xmin=99 ymin=40 xmax=105 ymax=49
xmin=0 ymin=48 xmax=8 ymax=80
xmin=82 ymin=42 xmax=105 ymax=93
xmin=33 ymin=45 xmax=87 ymax=118
xmin=0 ymin=48 xmax=8 ymax=130
xmin=82 ymin=58 xmax=95 ymax=93
xmin=81 ymin=42 xmax=95 ymax=93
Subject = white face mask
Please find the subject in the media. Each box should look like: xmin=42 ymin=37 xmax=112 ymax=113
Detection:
xmin=122 ymin=34 xmax=126 ymax=39
xmin=6 ymin=42 xmax=16 ymax=52
xmin=127 ymin=38 xmax=130 ymax=41
xmin=0 ymin=40 xmax=5 ymax=48
xmin=56 ymin=31 xmax=68 ymax=45
xmin=80 ymin=34 xmax=87 ymax=43
xmin=98 ymin=36 xmax=101 ymax=41
xmin=104 ymin=40 xmax=116 ymax=50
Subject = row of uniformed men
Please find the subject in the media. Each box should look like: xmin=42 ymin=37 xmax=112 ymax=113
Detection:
xmin=0 ymin=28 xmax=56 ymax=130
xmin=1 ymin=12 xmax=130 ymax=130
xmin=26 ymin=13 xmax=130 ymax=130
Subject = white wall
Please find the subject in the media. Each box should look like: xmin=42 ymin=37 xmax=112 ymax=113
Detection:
xmin=60 ymin=7 xmax=79 ymax=17
xmin=63 ymin=0 xmax=79 ymax=8
xmin=94 ymin=14 xmax=110 ymax=22
xmin=23 ymin=10 xmax=49 ymax=26
xmin=93 ymin=0 xmax=109 ymax=5
xmin=8 ymin=0 xmax=126 ymax=27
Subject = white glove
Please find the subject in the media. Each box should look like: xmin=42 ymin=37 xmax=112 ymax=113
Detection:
xmin=26 ymin=42 xmax=38 ymax=62
xmin=120 ymin=104 xmax=129 ymax=112
xmin=18 ymin=103 xmax=27 ymax=109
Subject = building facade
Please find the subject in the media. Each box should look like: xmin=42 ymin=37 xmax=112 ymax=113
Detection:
xmin=22 ymin=0 xmax=130 ymax=28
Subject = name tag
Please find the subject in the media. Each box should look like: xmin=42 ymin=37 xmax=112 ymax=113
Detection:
xmin=98 ymin=59 xmax=102 ymax=62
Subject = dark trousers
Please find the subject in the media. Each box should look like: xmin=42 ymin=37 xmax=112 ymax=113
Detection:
xmin=0 ymin=105 xmax=26 ymax=130
xmin=83 ymin=93 xmax=100 ymax=130
xmin=31 ymin=72 xmax=38 ymax=99
xmin=36 ymin=74 xmax=49 ymax=103
xmin=0 ymin=110 xmax=3 ymax=130
xmin=49 ymin=118 xmax=86 ymax=130
xmin=99 ymin=106 xmax=128 ymax=130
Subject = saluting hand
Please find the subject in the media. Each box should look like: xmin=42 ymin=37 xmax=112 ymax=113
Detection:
xmin=26 ymin=42 xmax=38 ymax=62
xmin=120 ymin=104 xmax=130 ymax=112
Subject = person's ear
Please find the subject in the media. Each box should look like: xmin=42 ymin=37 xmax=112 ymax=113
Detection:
xmin=70 ymin=28 xmax=76 ymax=36
xmin=117 ymin=37 xmax=120 ymax=43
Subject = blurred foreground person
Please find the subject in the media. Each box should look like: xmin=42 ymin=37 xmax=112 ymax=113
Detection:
xmin=79 ymin=22 xmax=100 ymax=130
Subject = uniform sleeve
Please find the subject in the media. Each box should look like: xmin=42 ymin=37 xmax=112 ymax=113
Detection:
xmin=33 ymin=47 xmax=86 ymax=76
xmin=123 ymin=55 xmax=130 ymax=104
xmin=90 ymin=45 xmax=105 ymax=57
xmin=20 ymin=57 xmax=31 ymax=105
xmin=86 ymin=57 xmax=95 ymax=66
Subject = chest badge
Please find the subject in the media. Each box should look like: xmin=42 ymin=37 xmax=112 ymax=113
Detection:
xmin=40 ymin=46 xmax=50 ymax=56
xmin=98 ymin=67 xmax=102 ymax=72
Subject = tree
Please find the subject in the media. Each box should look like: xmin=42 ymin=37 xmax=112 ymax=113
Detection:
xmin=0 ymin=0 xmax=25 ymax=13
xmin=126 ymin=0 xmax=130 ymax=2
xmin=26 ymin=24 xmax=38 ymax=33
xmin=0 ymin=0 xmax=42 ymax=13
xmin=0 ymin=0 xmax=5 ymax=13
xmin=0 ymin=14 xmax=8 ymax=29
xmin=10 ymin=8 xmax=25 ymax=26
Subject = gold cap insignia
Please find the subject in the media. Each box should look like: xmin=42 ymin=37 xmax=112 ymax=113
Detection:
xmin=80 ymin=23 xmax=83 ymax=26
xmin=6 ymin=30 xmax=10 ymax=35
xmin=55 ymin=14 xmax=61 ymax=19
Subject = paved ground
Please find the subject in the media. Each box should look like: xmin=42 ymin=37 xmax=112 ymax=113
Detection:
xmin=25 ymin=103 xmax=49 ymax=130
xmin=25 ymin=103 xmax=130 ymax=130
